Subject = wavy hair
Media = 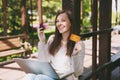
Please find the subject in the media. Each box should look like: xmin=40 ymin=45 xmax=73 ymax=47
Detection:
xmin=49 ymin=10 xmax=75 ymax=56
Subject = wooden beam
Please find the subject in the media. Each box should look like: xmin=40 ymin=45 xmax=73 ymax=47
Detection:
xmin=91 ymin=0 xmax=98 ymax=79
xmin=62 ymin=0 xmax=81 ymax=35
xmin=115 ymin=0 xmax=118 ymax=24
xmin=99 ymin=0 xmax=112 ymax=80
xmin=37 ymin=0 xmax=43 ymax=25
xmin=20 ymin=0 xmax=28 ymax=40
xmin=2 ymin=0 xmax=8 ymax=36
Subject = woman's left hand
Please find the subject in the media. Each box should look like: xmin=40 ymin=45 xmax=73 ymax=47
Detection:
xmin=72 ymin=42 xmax=82 ymax=55
xmin=37 ymin=28 xmax=46 ymax=44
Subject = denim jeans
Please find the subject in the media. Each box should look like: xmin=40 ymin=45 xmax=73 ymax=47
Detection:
xmin=23 ymin=73 xmax=55 ymax=80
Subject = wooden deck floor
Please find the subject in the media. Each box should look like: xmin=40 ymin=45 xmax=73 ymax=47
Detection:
xmin=0 ymin=34 xmax=120 ymax=80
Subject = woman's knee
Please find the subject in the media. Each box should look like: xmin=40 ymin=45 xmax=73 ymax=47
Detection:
xmin=35 ymin=74 xmax=54 ymax=80
xmin=23 ymin=73 xmax=36 ymax=80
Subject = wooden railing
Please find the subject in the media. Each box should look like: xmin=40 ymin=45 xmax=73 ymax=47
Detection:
xmin=78 ymin=28 xmax=120 ymax=80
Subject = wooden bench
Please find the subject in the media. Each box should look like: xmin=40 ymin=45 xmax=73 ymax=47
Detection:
xmin=0 ymin=35 xmax=32 ymax=65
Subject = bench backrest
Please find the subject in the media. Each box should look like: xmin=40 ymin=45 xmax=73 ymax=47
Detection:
xmin=0 ymin=37 xmax=22 ymax=51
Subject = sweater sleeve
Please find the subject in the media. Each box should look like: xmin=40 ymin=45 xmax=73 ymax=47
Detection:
xmin=38 ymin=41 xmax=48 ymax=62
xmin=72 ymin=41 xmax=85 ymax=77
xmin=38 ymin=35 xmax=55 ymax=62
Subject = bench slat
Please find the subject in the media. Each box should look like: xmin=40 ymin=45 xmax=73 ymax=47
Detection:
xmin=0 ymin=37 xmax=21 ymax=51
xmin=0 ymin=49 xmax=25 ymax=58
xmin=0 ymin=35 xmax=32 ymax=65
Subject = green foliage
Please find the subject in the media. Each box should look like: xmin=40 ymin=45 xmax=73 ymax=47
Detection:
xmin=32 ymin=46 xmax=38 ymax=53
xmin=0 ymin=54 xmax=21 ymax=62
xmin=0 ymin=0 xmax=22 ymax=35
xmin=0 ymin=57 xmax=6 ymax=62
xmin=42 ymin=0 xmax=61 ymax=19
xmin=41 ymin=0 xmax=62 ymax=23
xmin=82 ymin=0 xmax=91 ymax=27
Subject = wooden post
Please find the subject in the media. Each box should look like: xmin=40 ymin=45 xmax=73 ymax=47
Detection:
xmin=62 ymin=0 xmax=81 ymax=35
xmin=80 ymin=0 xmax=82 ymax=25
xmin=37 ymin=0 xmax=43 ymax=25
xmin=99 ymin=0 xmax=112 ymax=80
xmin=30 ymin=0 xmax=33 ymax=26
xmin=21 ymin=0 xmax=28 ymax=40
xmin=72 ymin=0 xmax=81 ymax=34
xmin=2 ymin=0 xmax=8 ymax=36
xmin=115 ymin=0 xmax=118 ymax=25
xmin=91 ymin=0 xmax=98 ymax=80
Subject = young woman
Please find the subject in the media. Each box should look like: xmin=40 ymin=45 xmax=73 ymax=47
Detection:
xmin=24 ymin=10 xmax=85 ymax=80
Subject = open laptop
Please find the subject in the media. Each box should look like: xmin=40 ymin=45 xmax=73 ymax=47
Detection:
xmin=14 ymin=58 xmax=73 ymax=79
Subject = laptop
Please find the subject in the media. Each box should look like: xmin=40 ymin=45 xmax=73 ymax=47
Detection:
xmin=14 ymin=58 xmax=73 ymax=79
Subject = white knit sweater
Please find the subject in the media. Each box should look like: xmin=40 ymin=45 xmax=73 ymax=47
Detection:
xmin=38 ymin=35 xmax=85 ymax=80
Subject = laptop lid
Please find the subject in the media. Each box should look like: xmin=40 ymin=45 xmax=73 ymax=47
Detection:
xmin=14 ymin=58 xmax=59 ymax=79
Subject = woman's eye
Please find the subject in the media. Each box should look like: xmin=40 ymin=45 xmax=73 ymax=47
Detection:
xmin=56 ymin=19 xmax=66 ymax=23
xmin=62 ymin=20 xmax=66 ymax=22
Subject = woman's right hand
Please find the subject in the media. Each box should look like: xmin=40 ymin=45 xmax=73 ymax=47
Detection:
xmin=37 ymin=28 xmax=46 ymax=44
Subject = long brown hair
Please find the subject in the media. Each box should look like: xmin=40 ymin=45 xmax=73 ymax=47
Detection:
xmin=49 ymin=10 xmax=75 ymax=56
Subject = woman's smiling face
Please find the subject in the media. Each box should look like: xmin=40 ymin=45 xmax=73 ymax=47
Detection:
xmin=55 ymin=13 xmax=71 ymax=34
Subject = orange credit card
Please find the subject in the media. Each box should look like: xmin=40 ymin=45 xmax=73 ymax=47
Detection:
xmin=70 ymin=34 xmax=81 ymax=42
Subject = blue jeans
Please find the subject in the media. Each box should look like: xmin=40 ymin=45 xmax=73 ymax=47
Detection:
xmin=23 ymin=73 xmax=55 ymax=80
